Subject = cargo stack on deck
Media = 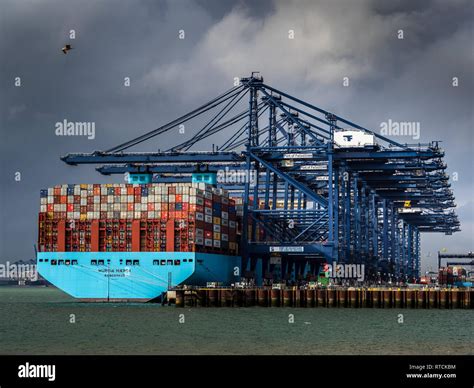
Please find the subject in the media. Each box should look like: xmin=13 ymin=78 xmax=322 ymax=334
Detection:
xmin=37 ymin=182 xmax=241 ymax=302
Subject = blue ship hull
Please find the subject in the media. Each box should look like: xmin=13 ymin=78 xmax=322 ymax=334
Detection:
xmin=37 ymin=252 xmax=241 ymax=302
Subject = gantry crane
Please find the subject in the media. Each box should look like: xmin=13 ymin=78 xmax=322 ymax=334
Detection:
xmin=61 ymin=73 xmax=460 ymax=283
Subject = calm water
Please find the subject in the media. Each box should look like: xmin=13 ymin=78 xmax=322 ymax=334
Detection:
xmin=0 ymin=286 xmax=472 ymax=355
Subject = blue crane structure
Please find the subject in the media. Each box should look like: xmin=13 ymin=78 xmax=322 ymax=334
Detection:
xmin=61 ymin=73 xmax=460 ymax=283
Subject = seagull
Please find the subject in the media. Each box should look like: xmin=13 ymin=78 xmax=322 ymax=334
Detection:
xmin=61 ymin=44 xmax=73 ymax=54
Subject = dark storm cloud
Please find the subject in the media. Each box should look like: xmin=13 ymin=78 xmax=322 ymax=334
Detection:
xmin=1 ymin=0 xmax=472 ymax=272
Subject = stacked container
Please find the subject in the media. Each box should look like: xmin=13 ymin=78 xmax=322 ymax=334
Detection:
xmin=38 ymin=183 xmax=238 ymax=255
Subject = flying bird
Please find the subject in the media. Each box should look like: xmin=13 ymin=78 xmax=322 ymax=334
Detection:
xmin=61 ymin=44 xmax=72 ymax=54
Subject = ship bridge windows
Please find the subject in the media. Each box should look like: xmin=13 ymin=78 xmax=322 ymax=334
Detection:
xmin=174 ymin=260 xmax=181 ymax=266
xmin=160 ymin=260 xmax=166 ymax=265
xmin=39 ymin=259 xmax=43 ymax=262
xmin=167 ymin=260 xmax=173 ymax=266
xmin=91 ymin=260 xmax=97 ymax=266
xmin=65 ymin=260 xmax=71 ymax=266
xmin=58 ymin=260 xmax=64 ymax=265
xmin=72 ymin=260 xmax=78 ymax=265
xmin=183 ymin=259 xmax=187 ymax=262
xmin=188 ymin=259 xmax=193 ymax=263
xmin=51 ymin=260 xmax=57 ymax=265
xmin=153 ymin=260 xmax=159 ymax=266
xmin=44 ymin=259 xmax=49 ymax=262
xmin=98 ymin=260 xmax=105 ymax=266
xmin=125 ymin=260 xmax=132 ymax=266
xmin=133 ymin=260 xmax=140 ymax=266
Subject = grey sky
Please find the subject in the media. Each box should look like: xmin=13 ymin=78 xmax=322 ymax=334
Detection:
xmin=1 ymin=0 xmax=473 ymax=272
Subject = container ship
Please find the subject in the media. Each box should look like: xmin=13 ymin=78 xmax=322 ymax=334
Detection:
xmin=37 ymin=181 xmax=241 ymax=302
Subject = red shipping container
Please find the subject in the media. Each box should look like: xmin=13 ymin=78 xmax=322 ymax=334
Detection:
xmin=74 ymin=195 xmax=80 ymax=202
xmin=67 ymin=204 xmax=74 ymax=212
xmin=182 ymin=203 xmax=188 ymax=211
xmin=60 ymin=196 xmax=67 ymax=204
xmin=148 ymin=203 xmax=155 ymax=211
xmin=100 ymin=211 xmax=107 ymax=219
xmin=134 ymin=196 xmax=141 ymax=203
xmin=127 ymin=187 xmax=134 ymax=195
xmin=134 ymin=187 xmax=141 ymax=195
xmin=168 ymin=187 xmax=176 ymax=194
xmin=161 ymin=211 xmax=169 ymax=220
xmin=204 ymin=199 xmax=212 ymax=208
xmin=176 ymin=194 xmax=182 ymax=202
xmin=115 ymin=187 xmax=121 ymax=195
xmin=54 ymin=188 xmax=61 ymax=195
xmin=93 ymin=187 xmax=100 ymax=195
xmin=204 ymin=230 xmax=213 ymax=239
xmin=195 ymin=205 xmax=204 ymax=213
xmin=128 ymin=204 xmax=134 ymax=211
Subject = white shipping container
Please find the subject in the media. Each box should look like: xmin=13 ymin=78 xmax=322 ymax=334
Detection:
xmin=204 ymin=207 xmax=212 ymax=216
xmin=221 ymin=219 xmax=228 ymax=227
xmin=205 ymin=215 xmax=213 ymax=224
xmin=221 ymin=211 xmax=228 ymax=219
xmin=213 ymin=240 xmax=221 ymax=248
xmin=334 ymin=130 xmax=376 ymax=148
xmin=229 ymin=220 xmax=236 ymax=228
xmin=204 ymin=238 xmax=213 ymax=247
xmin=40 ymin=205 xmax=47 ymax=212
xmin=213 ymin=224 xmax=221 ymax=233
xmin=195 ymin=228 xmax=204 ymax=238
xmin=221 ymin=233 xmax=228 ymax=242
xmin=73 ymin=212 xmax=80 ymax=219
xmin=195 ymin=212 xmax=204 ymax=221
